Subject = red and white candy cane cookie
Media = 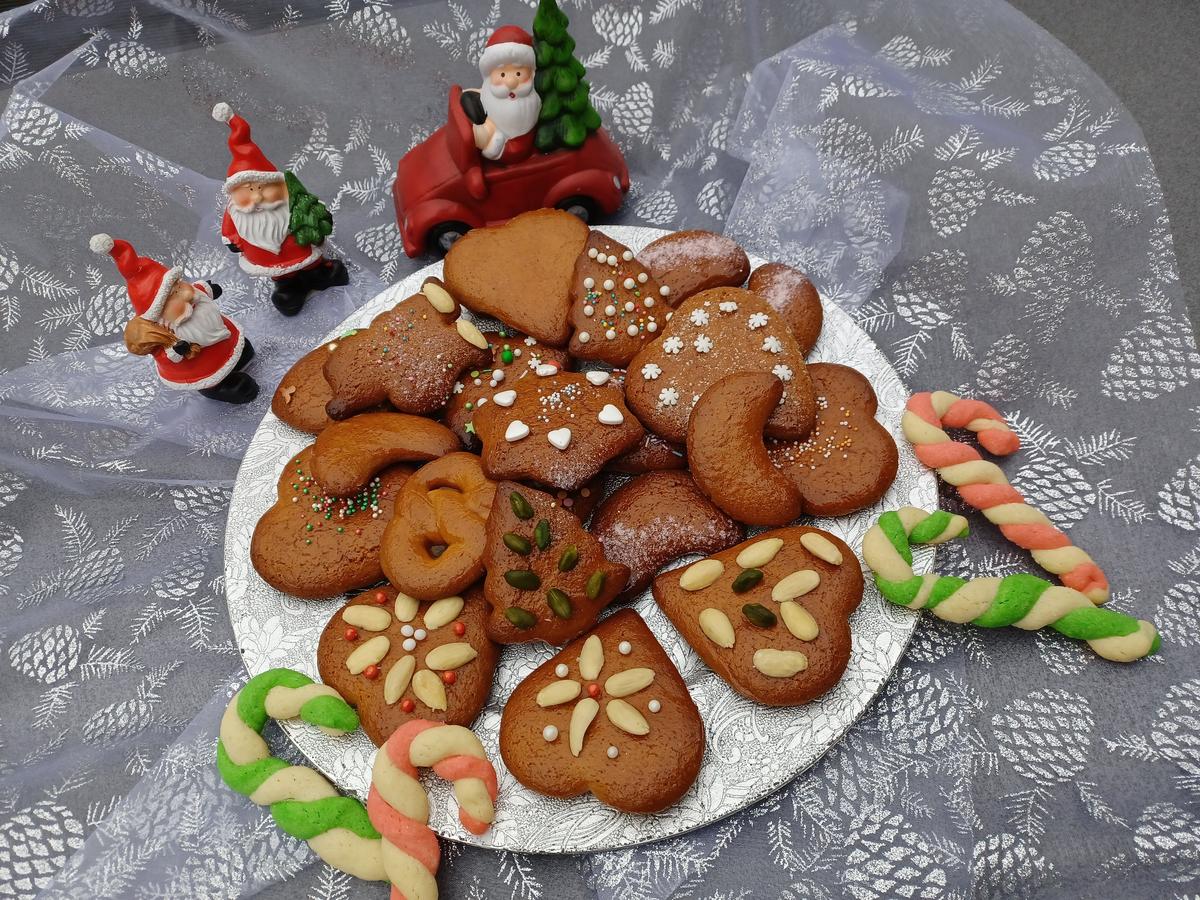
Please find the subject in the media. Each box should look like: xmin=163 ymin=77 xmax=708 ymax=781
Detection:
xmin=367 ymin=720 xmax=498 ymax=900
xmin=902 ymin=390 xmax=1110 ymax=604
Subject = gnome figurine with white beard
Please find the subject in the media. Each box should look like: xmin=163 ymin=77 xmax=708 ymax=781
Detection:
xmin=212 ymin=102 xmax=348 ymax=316
xmin=90 ymin=233 xmax=259 ymax=404
xmin=463 ymin=26 xmax=541 ymax=164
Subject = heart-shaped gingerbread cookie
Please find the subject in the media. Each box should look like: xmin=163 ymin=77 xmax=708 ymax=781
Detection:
xmin=317 ymin=584 xmax=498 ymax=745
xmin=442 ymin=209 xmax=590 ymax=346
xmin=498 ymin=608 xmax=704 ymax=813
xmin=652 ymin=527 xmax=864 ymax=706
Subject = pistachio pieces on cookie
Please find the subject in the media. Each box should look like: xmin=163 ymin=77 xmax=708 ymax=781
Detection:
xmin=472 ymin=371 xmax=644 ymax=491
xmin=652 ymin=527 xmax=863 ymax=706
xmin=250 ymin=446 xmax=410 ymax=599
xmin=317 ymin=584 xmax=498 ymax=745
xmin=499 ymin=609 xmax=704 ymax=813
xmin=482 ymin=482 xmax=628 ymax=645
xmin=323 ymin=277 xmax=491 ymax=420
xmin=625 ymin=287 xmax=816 ymax=444
xmin=442 ymin=209 xmax=589 ymax=346
xmin=568 ymin=231 xmax=667 ymax=366
xmin=767 ymin=363 xmax=898 ymax=517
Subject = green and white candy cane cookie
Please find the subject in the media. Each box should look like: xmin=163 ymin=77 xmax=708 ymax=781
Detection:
xmin=862 ymin=507 xmax=1160 ymax=662
xmin=216 ymin=668 xmax=386 ymax=881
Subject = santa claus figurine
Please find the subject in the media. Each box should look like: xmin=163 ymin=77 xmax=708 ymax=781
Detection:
xmin=90 ymin=233 xmax=258 ymax=404
xmin=463 ymin=26 xmax=541 ymax=164
xmin=212 ymin=102 xmax=348 ymax=316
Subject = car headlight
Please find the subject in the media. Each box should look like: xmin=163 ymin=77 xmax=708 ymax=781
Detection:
xmin=612 ymin=175 xmax=621 ymax=190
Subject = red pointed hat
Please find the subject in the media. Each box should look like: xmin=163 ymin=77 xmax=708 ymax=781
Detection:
xmin=89 ymin=233 xmax=182 ymax=322
xmin=478 ymin=25 xmax=535 ymax=77
xmin=211 ymin=101 xmax=284 ymax=192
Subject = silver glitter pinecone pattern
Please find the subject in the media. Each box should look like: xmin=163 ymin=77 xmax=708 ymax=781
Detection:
xmin=844 ymin=811 xmax=948 ymax=899
xmin=0 ymin=801 xmax=84 ymax=898
xmin=991 ymin=689 xmax=1093 ymax=784
xmin=7 ymin=624 xmax=82 ymax=683
xmin=1101 ymin=314 xmax=1200 ymax=400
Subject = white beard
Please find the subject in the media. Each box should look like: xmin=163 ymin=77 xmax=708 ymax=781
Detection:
xmin=481 ymin=79 xmax=541 ymax=141
xmin=229 ymin=198 xmax=290 ymax=254
xmin=172 ymin=294 xmax=230 ymax=348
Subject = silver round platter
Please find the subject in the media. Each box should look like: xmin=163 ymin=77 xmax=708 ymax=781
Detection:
xmin=224 ymin=225 xmax=938 ymax=854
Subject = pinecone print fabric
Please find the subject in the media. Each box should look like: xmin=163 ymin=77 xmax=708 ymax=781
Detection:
xmin=992 ymin=690 xmax=1094 ymax=783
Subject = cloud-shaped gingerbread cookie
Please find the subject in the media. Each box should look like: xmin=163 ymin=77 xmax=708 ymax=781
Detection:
xmin=625 ymin=288 xmax=816 ymax=444
xmin=767 ymin=363 xmax=898 ymax=517
xmin=652 ymin=528 xmax=864 ymax=706
xmin=498 ymin=609 xmax=704 ymax=813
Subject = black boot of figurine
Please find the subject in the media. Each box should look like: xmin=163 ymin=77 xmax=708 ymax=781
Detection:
xmin=200 ymin=371 xmax=259 ymax=404
xmin=269 ymin=258 xmax=348 ymax=316
xmin=234 ymin=338 xmax=255 ymax=370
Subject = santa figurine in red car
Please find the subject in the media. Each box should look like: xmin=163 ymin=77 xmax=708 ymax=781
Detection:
xmin=464 ymin=26 xmax=541 ymax=165
xmin=90 ymin=233 xmax=258 ymax=404
xmin=212 ymin=101 xmax=348 ymax=316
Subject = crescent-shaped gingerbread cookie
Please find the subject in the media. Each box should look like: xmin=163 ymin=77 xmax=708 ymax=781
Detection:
xmin=687 ymin=371 xmax=803 ymax=526
xmin=498 ymin=608 xmax=704 ymax=813
xmin=768 ymin=363 xmax=898 ymax=516
xmin=652 ymin=528 xmax=864 ymax=706
xmin=250 ymin=446 xmax=410 ymax=599
xmin=317 ymin=584 xmax=499 ymax=745
xmin=310 ymin=412 xmax=459 ymax=497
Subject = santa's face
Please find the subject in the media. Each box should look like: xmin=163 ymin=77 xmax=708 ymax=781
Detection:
xmin=229 ymin=179 xmax=288 ymax=211
xmin=228 ymin=177 xmax=291 ymax=253
xmin=169 ymin=290 xmax=230 ymax=348
xmin=481 ymin=64 xmax=541 ymax=140
xmin=487 ymin=64 xmax=533 ymax=94
xmin=162 ymin=280 xmax=196 ymax=325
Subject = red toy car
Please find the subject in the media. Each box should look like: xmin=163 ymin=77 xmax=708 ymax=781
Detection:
xmin=393 ymin=86 xmax=630 ymax=257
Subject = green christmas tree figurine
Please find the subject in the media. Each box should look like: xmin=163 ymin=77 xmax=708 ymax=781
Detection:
xmin=532 ymin=0 xmax=602 ymax=152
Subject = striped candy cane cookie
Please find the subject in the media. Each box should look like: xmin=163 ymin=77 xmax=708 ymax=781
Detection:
xmin=368 ymin=720 xmax=499 ymax=900
xmin=216 ymin=669 xmax=387 ymax=881
xmin=863 ymin=507 xmax=1159 ymax=662
xmin=903 ymin=390 xmax=1110 ymax=604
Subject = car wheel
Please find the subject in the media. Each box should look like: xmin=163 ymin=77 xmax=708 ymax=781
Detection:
xmin=556 ymin=196 xmax=598 ymax=223
xmin=428 ymin=221 xmax=470 ymax=256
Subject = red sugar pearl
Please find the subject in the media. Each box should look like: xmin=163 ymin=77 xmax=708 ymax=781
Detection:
xmin=441 ymin=671 xmax=457 ymax=685
xmin=587 ymin=683 xmax=601 ymax=698
xmin=344 ymin=627 xmax=359 ymax=642
xmin=452 ymin=621 xmax=466 ymax=636
xmin=363 ymin=664 xmax=380 ymax=680
xmin=401 ymin=699 xmax=415 ymax=713
xmin=374 ymin=590 xmax=388 ymax=605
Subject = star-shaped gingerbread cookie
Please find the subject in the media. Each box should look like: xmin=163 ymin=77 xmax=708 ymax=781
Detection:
xmin=567 ymin=232 xmax=667 ymax=366
xmin=472 ymin=370 xmax=644 ymax=491
xmin=624 ymin=287 xmax=816 ymax=444
xmin=323 ymin=277 xmax=491 ymax=420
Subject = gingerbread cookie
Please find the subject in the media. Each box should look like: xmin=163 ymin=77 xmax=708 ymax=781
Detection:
xmin=310 ymin=412 xmax=459 ymax=497
xmin=482 ymin=482 xmax=628 ymax=645
xmin=688 ymin=371 xmax=803 ymax=526
xmin=652 ymin=527 xmax=863 ymax=706
xmin=441 ymin=329 xmax=571 ymax=447
xmin=442 ymin=209 xmax=589 ymax=346
xmin=380 ymin=453 xmax=497 ymax=601
xmin=272 ymin=342 xmax=345 ymax=434
xmin=317 ymin=584 xmax=499 ymax=744
xmin=767 ymin=363 xmax=898 ymax=516
xmin=472 ymin=371 xmax=644 ymax=491
xmin=636 ymin=230 xmax=750 ymax=306
xmin=747 ymin=262 xmax=823 ymax=356
xmin=251 ymin=446 xmax=410 ymax=599
xmin=323 ymin=278 xmax=491 ymax=420
xmin=591 ymin=471 xmax=743 ymax=596
xmin=567 ymin=232 xmax=666 ymax=366
xmin=625 ymin=288 xmax=816 ymax=444
xmin=498 ymin=609 xmax=704 ymax=812
xmin=607 ymin=432 xmax=687 ymax=474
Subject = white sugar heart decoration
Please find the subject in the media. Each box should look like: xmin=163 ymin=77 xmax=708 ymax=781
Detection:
xmin=547 ymin=427 xmax=572 ymax=450
xmin=585 ymin=370 xmax=611 ymax=386
xmin=597 ymin=403 xmax=624 ymax=425
xmin=493 ymin=390 xmax=517 ymax=407
xmin=505 ymin=420 xmax=530 ymax=442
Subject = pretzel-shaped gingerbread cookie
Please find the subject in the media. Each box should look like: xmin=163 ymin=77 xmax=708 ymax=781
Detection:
xmin=381 ymin=453 xmax=498 ymax=601
xmin=367 ymin=721 xmax=498 ymax=900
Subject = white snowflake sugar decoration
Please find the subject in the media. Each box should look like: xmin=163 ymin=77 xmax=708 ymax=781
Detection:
xmin=772 ymin=364 xmax=793 ymax=382
xmin=689 ymin=308 xmax=710 ymax=326
xmin=762 ymin=335 xmax=783 ymax=354
xmin=719 ymin=301 xmax=739 ymax=312
xmin=747 ymin=312 xmax=769 ymax=330
xmin=658 ymin=387 xmax=679 ymax=407
xmin=641 ymin=363 xmax=662 ymax=380
xmin=693 ymin=335 xmax=713 ymax=353
xmin=524 ymin=336 xmax=537 ymax=345
xmin=662 ymin=336 xmax=684 ymax=354
xmin=452 ymin=381 xmax=464 ymax=394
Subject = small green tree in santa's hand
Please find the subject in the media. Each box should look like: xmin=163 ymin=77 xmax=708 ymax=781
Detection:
xmin=532 ymin=0 xmax=602 ymax=152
